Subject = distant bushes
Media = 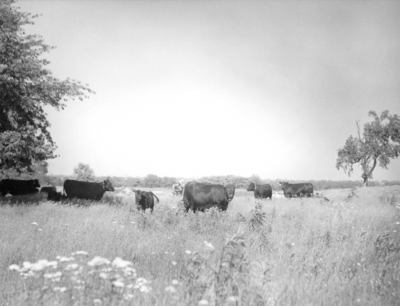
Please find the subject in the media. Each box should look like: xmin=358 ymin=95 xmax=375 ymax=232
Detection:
xmin=39 ymin=174 xmax=399 ymax=190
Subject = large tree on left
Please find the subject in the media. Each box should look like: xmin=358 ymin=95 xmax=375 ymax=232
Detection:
xmin=0 ymin=0 xmax=93 ymax=175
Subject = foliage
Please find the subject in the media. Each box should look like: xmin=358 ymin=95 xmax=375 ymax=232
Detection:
xmin=73 ymin=163 xmax=95 ymax=181
xmin=0 ymin=0 xmax=93 ymax=174
xmin=336 ymin=110 xmax=400 ymax=186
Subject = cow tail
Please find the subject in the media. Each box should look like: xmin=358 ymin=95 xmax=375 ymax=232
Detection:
xmin=150 ymin=192 xmax=159 ymax=203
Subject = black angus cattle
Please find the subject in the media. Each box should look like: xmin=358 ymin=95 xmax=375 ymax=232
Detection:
xmin=182 ymin=181 xmax=235 ymax=212
xmin=63 ymin=179 xmax=115 ymax=201
xmin=279 ymin=181 xmax=313 ymax=198
xmin=133 ymin=190 xmax=159 ymax=213
xmin=47 ymin=190 xmax=68 ymax=202
xmin=247 ymin=182 xmax=272 ymax=199
xmin=0 ymin=179 xmax=40 ymax=196
xmin=40 ymin=186 xmax=57 ymax=193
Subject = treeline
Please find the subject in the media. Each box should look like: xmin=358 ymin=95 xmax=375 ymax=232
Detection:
xmin=36 ymin=174 xmax=400 ymax=191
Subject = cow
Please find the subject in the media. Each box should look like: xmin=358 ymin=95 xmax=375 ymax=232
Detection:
xmin=40 ymin=186 xmax=57 ymax=193
xmin=47 ymin=190 xmax=68 ymax=202
xmin=0 ymin=179 xmax=40 ymax=196
xmin=133 ymin=190 xmax=159 ymax=213
xmin=182 ymin=181 xmax=235 ymax=212
xmin=279 ymin=181 xmax=313 ymax=198
xmin=63 ymin=179 xmax=115 ymax=201
xmin=247 ymin=182 xmax=272 ymax=199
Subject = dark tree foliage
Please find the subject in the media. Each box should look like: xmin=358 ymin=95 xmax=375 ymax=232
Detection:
xmin=336 ymin=111 xmax=400 ymax=186
xmin=0 ymin=0 xmax=93 ymax=175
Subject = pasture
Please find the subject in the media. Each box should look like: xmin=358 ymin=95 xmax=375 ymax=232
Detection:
xmin=1 ymin=186 xmax=399 ymax=306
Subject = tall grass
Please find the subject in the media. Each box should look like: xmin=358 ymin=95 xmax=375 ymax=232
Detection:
xmin=0 ymin=186 xmax=399 ymax=305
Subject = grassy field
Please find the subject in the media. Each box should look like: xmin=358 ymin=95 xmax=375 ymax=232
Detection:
xmin=0 ymin=186 xmax=399 ymax=306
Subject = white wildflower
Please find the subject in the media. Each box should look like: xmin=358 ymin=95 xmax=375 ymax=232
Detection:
xmin=99 ymin=272 xmax=107 ymax=279
xmin=9 ymin=264 xmax=20 ymax=271
xmin=171 ymin=261 xmax=177 ymax=266
xmin=93 ymin=299 xmax=102 ymax=305
xmin=38 ymin=229 xmax=43 ymax=232
xmin=172 ymin=279 xmax=179 ymax=285
xmin=75 ymin=251 xmax=89 ymax=256
xmin=65 ymin=263 xmax=79 ymax=271
xmin=31 ymin=222 xmax=38 ymax=226
xmin=165 ymin=286 xmax=177 ymax=294
xmin=58 ymin=256 xmax=74 ymax=262
xmin=185 ymin=250 xmax=191 ymax=255
xmin=112 ymin=257 xmax=133 ymax=269
xmin=204 ymin=241 xmax=215 ymax=251
xmin=112 ymin=280 xmax=125 ymax=288
xmin=31 ymin=260 xmax=50 ymax=271
xmin=53 ymin=286 xmax=67 ymax=292
xmin=198 ymin=300 xmax=209 ymax=306
xmin=88 ymin=256 xmax=110 ymax=267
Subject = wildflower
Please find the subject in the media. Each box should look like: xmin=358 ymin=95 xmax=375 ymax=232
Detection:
xmin=151 ymin=252 xmax=155 ymax=255
xmin=65 ymin=263 xmax=79 ymax=271
xmin=9 ymin=264 xmax=20 ymax=271
xmin=134 ymin=277 xmax=152 ymax=292
xmin=112 ymin=257 xmax=133 ymax=268
xmin=93 ymin=299 xmax=102 ymax=305
xmin=396 ymin=222 xmax=400 ymax=225
xmin=31 ymin=260 xmax=50 ymax=271
xmin=75 ymin=251 xmax=89 ymax=256
xmin=112 ymin=280 xmax=125 ymax=288
xmin=31 ymin=222 xmax=38 ymax=226
xmin=165 ymin=251 xmax=169 ymax=254
xmin=198 ymin=300 xmax=209 ymax=306
xmin=58 ymin=256 xmax=74 ymax=262
xmin=88 ymin=256 xmax=110 ymax=267
xmin=185 ymin=250 xmax=191 ymax=255
xmin=113 ymin=221 xmax=117 ymax=224
xmin=38 ymin=229 xmax=43 ymax=232
xmin=44 ymin=271 xmax=62 ymax=280
xmin=171 ymin=261 xmax=177 ymax=265
xmin=204 ymin=241 xmax=215 ymax=251
xmin=53 ymin=287 xmax=67 ymax=292
xmin=99 ymin=272 xmax=107 ymax=279
xmin=165 ymin=286 xmax=177 ymax=294
xmin=172 ymin=279 xmax=179 ymax=285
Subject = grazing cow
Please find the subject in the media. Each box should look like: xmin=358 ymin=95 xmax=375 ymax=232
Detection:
xmin=40 ymin=186 xmax=57 ymax=193
xmin=279 ymin=181 xmax=313 ymax=198
xmin=133 ymin=190 xmax=159 ymax=213
xmin=63 ymin=179 xmax=115 ymax=201
xmin=47 ymin=190 xmax=68 ymax=202
xmin=182 ymin=181 xmax=235 ymax=212
xmin=0 ymin=179 xmax=40 ymax=196
xmin=247 ymin=182 xmax=272 ymax=199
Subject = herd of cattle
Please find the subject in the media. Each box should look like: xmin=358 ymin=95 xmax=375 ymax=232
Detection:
xmin=0 ymin=178 xmax=314 ymax=212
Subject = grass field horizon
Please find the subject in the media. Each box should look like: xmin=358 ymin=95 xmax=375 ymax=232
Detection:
xmin=1 ymin=185 xmax=399 ymax=305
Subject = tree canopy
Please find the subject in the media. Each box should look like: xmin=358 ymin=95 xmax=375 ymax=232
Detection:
xmin=73 ymin=163 xmax=95 ymax=181
xmin=0 ymin=0 xmax=93 ymax=175
xmin=336 ymin=110 xmax=400 ymax=186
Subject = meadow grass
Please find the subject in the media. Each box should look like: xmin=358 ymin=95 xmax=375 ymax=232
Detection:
xmin=0 ymin=186 xmax=399 ymax=305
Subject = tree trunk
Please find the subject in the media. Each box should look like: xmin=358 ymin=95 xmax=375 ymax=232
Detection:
xmin=362 ymin=174 xmax=369 ymax=187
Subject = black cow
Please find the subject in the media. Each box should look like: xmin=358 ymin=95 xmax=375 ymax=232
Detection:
xmin=40 ymin=186 xmax=57 ymax=193
xmin=133 ymin=190 xmax=159 ymax=213
xmin=279 ymin=181 xmax=313 ymax=198
xmin=47 ymin=190 xmax=68 ymax=202
xmin=247 ymin=182 xmax=272 ymax=199
xmin=63 ymin=179 xmax=115 ymax=201
xmin=0 ymin=179 xmax=40 ymax=196
xmin=182 ymin=181 xmax=235 ymax=212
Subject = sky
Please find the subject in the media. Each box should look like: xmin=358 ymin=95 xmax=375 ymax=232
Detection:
xmin=17 ymin=0 xmax=400 ymax=181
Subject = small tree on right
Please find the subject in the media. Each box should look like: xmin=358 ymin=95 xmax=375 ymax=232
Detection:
xmin=336 ymin=110 xmax=400 ymax=186
xmin=73 ymin=163 xmax=95 ymax=181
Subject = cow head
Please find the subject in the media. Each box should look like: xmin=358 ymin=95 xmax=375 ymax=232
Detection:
xmin=225 ymin=184 xmax=236 ymax=202
xmin=279 ymin=182 xmax=289 ymax=189
xmin=133 ymin=190 xmax=142 ymax=203
xmin=247 ymin=182 xmax=255 ymax=191
xmin=103 ymin=179 xmax=115 ymax=192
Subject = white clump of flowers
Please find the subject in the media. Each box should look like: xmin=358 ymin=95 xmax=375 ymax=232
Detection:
xmin=23 ymin=259 xmax=56 ymax=272
xmin=31 ymin=222 xmax=38 ymax=226
xmin=75 ymin=251 xmax=89 ymax=256
xmin=171 ymin=279 xmax=179 ymax=285
xmin=65 ymin=263 xmax=79 ymax=271
xmin=112 ymin=257 xmax=133 ymax=269
xmin=134 ymin=277 xmax=152 ymax=293
xmin=165 ymin=286 xmax=177 ymax=294
xmin=9 ymin=264 xmax=20 ymax=271
xmin=58 ymin=256 xmax=74 ymax=262
xmin=204 ymin=241 xmax=215 ymax=251
xmin=112 ymin=280 xmax=125 ymax=288
xmin=198 ymin=300 xmax=209 ymax=306
xmin=53 ymin=286 xmax=67 ymax=292
xmin=88 ymin=256 xmax=110 ymax=267
xmin=185 ymin=250 xmax=192 ymax=255
xmin=93 ymin=299 xmax=102 ymax=305
xmin=171 ymin=261 xmax=177 ymax=266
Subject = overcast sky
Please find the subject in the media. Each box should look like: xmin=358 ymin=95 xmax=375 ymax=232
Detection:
xmin=18 ymin=0 xmax=400 ymax=181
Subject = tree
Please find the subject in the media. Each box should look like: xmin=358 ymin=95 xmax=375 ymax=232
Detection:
xmin=0 ymin=0 xmax=93 ymax=175
xmin=336 ymin=110 xmax=400 ymax=186
xmin=73 ymin=163 xmax=95 ymax=181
